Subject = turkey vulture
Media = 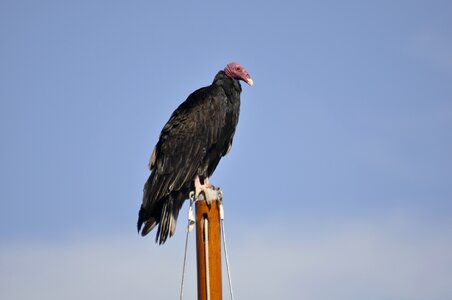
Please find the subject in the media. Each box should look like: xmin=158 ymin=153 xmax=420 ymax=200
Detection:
xmin=137 ymin=62 xmax=253 ymax=244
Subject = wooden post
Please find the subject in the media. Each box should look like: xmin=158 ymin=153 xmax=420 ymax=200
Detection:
xmin=195 ymin=197 xmax=222 ymax=300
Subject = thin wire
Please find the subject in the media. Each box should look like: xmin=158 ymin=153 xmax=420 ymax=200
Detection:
xmin=180 ymin=194 xmax=196 ymax=300
xmin=179 ymin=222 xmax=191 ymax=300
xmin=220 ymin=202 xmax=235 ymax=300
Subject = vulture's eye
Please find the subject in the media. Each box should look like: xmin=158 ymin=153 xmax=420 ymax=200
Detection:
xmin=236 ymin=67 xmax=241 ymax=71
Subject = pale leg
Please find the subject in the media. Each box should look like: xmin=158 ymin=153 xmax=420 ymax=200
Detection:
xmin=194 ymin=176 xmax=212 ymax=204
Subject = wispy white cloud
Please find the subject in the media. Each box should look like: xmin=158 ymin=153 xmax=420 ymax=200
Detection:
xmin=1 ymin=212 xmax=451 ymax=300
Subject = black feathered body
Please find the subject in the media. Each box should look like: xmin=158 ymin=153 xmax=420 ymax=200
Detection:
xmin=138 ymin=71 xmax=242 ymax=244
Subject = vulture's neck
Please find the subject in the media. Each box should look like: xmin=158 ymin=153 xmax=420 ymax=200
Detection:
xmin=213 ymin=71 xmax=242 ymax=100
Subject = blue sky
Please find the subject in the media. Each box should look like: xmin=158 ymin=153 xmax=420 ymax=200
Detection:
xmin=1 ymin=1 xmax=452 ymax=299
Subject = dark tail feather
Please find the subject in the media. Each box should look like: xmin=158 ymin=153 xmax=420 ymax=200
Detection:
xmin=137 ymin=193 xmax=185 ymax=245
xmin=137 ymin=174 xmax=157 ymax=235
xmin=137 ymin=205 xmax=158 ymax=236
xmin=156 ymin=193 xmax=185 ymax=244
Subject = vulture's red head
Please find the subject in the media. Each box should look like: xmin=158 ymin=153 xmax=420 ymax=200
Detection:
xmin=224 ymin=62 xmax=253 ymax=86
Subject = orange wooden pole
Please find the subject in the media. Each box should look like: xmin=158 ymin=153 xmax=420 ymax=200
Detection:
xmin=195 ymin=199 xmax=222 ymax=300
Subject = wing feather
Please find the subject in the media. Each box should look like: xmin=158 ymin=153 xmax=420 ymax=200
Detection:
xmin=142 ymin=86 xmax=228 ymax=210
